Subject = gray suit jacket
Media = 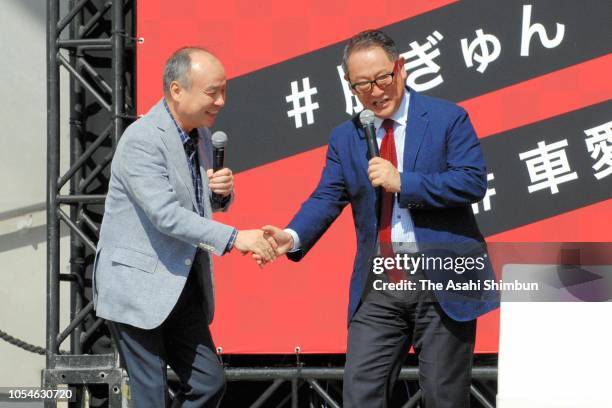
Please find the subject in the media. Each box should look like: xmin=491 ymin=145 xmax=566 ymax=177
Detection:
xmin=92 ymin=99 xmax=235 ymax=329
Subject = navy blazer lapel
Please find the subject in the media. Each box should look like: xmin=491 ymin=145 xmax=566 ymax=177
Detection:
xmin=152 ymin=100 xmax=199 ymax=210
xmin=352 ymin=120 xmax=370 ymax=177
xmin=404 ymin=90 xmax=429 ymax=172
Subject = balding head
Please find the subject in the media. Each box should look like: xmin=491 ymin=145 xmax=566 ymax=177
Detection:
xmin=163 ymin=47 xmax=222 ymax=96
xmin=163 ymin=47 xmax=227 ymax=131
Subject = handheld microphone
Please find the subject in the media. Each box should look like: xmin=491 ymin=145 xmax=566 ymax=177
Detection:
xmin=359 ymin=110 xmax=379 ymax=160
xmin=211 ymin=131 xmax=228 ymax=172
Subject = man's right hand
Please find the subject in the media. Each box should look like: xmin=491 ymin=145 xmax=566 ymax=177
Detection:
xmin=234 ymin=229 xmax=277 ymax=262
xmin=249 ymin=225 xmax=294 ymax=267
xmin=261 ymin=225 xmax=294 ymax=257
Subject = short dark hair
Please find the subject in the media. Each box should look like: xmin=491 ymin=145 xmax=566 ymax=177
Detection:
xmin=162 ymin=46 xmax=209 ymax=96
xmin=341 ymin=30 xmax=399 ymax=76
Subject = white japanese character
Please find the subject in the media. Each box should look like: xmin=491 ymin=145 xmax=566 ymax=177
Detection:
xmin=584 ymin=120 xmax=612 ymax=180
xmin=336 ymin=65 xmax=363 ymax=115
xmin=400 ymin=31 xmax=444 ymax=92
xmin=461 ymin=29 xmax=501 ymax=74
xmin=519 ymin=139 xmax=578 ymax=194
xmin=520 ymin=4 xmax=565 ymax=57
xmin=472 ymin=173 xmax=497 ymax=214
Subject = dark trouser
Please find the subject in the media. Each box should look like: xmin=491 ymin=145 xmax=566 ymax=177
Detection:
xmin=343 ymin=278 xmax=476 ymax=408
xmin=109 ymin=269 xmax=225 ymax=408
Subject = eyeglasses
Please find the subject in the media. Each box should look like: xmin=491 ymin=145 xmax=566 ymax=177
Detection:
xmin=349 ymin=61 xmax=398 ymax=94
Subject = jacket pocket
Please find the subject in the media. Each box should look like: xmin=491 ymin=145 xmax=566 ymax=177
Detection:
xmin=110 ymin=247 xmax=158 ymax=273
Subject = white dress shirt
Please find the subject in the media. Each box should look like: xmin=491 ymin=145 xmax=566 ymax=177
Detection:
xmin=373 ymin=91 xmax=418 ymax=253
xmin=287 ymin=91 xmax=418 ymax=253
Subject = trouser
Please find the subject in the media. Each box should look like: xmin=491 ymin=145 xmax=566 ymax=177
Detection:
xmin=109 ymin=268 xmax=225 ymax=408
xmin=343 ymin=271 xmax=477 ymax=408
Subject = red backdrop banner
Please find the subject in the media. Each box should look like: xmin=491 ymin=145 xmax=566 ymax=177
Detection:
xmin=136 ymin=0 xmax=612 ymax=353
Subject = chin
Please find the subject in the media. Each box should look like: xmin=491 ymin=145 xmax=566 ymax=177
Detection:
xmin=373 ymin=106 xmax=394 ymax=119
xmin=201 ymin=118 xmax=216 ymax=128
xmin=366 ymin=99 xmax=391 ymax=116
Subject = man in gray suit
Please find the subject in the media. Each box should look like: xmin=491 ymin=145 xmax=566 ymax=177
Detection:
xmin=92 ymin=47 xmax=277 ymax=407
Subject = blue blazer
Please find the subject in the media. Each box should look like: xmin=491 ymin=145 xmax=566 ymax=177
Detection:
xmin=287 ymin=88 xmax=499 ymax=323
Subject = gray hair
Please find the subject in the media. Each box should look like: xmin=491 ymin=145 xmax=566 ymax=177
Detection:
xmin=341 ymin=30 xmax=399 ymax=77
xmin=162 ymin=47 xmax=209 ymax=96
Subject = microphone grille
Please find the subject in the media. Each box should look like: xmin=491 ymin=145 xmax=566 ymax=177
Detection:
xmin=359 ymin=110 xmax=375 ymax=126
xmin=211 ymin=131 xmax=228 ymax=148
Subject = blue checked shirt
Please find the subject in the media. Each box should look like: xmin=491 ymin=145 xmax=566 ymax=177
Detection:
xmin=163 ymin=100 xmax=237 ymax=252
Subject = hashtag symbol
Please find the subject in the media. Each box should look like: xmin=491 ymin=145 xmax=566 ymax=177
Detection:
xmin=285 ymin=77 xmax=319 ymax=128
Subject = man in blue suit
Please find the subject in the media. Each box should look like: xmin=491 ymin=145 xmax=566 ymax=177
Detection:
xmin=262 ymin=30 xmax=498 ymax=407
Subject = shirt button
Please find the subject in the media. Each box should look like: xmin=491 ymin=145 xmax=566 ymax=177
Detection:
xmin=185 ymin=258 xmax=192 ymax=266
xmin=397 ymin=216 xmax=401 ymax=219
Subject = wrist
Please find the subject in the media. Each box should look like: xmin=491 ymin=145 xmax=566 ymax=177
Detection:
xmin=226 ymin=228 xmax=238 ymax=253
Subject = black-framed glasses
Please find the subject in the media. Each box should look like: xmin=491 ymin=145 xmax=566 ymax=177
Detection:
xmin=349 ymin=60 xmax=398 ymax=94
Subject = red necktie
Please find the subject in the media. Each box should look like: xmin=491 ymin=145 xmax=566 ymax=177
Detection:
xmin=378 ymin=119 xmax=403 ymax=282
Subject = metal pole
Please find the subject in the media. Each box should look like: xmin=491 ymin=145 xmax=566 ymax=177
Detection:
xmin=68 ymin=0 xmax=85 ymax=358
xmin=46 ymin=0 xmax=60 ymax=367
xmin=112 ymin=0 xmax=125 ymax=143
xmin=291 ymin=378 xmax=298 ymax=408
xmin=46 ymin=1 xmax=60 ymax=407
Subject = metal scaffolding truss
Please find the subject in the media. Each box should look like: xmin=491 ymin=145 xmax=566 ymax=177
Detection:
xmin=219 ymin=363 xmax=497 ymax=408
xmin=45 ymin=1 xmax=498 ymax=407
xmin=45 ymin=0 xmax=135 ymax=406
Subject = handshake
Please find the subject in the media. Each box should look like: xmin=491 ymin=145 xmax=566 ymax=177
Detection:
xmin=232 ymin=226 xmax=294 ymax=267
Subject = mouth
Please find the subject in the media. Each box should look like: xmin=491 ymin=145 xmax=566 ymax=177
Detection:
xmin=372 ymin=97 xmax=390 ymax=109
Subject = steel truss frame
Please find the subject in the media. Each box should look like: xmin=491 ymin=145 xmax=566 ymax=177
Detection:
xmin=45 ymin=1 xmax=498 ymax=406
xmin=45 ymin=0 xmax=134 ymax=406
xmin=218 ymin=365 xmax=497 ymax=408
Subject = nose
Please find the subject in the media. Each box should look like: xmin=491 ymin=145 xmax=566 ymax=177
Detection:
xmin=214 ymin=91 xmax=225 ymax=107
xmin=370 ymin=83 xmax=385 ymax=98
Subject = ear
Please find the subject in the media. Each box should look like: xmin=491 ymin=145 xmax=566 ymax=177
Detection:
xmin=169 ymin=81 xmax=182 ymax=101
xmin=397 ymin=57 xmax=407 ymax=82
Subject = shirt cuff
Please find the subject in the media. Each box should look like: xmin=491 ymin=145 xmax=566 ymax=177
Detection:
xmin=284 ymin=228 xmax=301 ymax=252
xmin=224 ymin=228 xmax=238 ymax=254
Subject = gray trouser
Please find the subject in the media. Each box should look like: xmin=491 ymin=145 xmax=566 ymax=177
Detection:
xmin=343 ymin=280 xmax=476 ymax=408
xmin=109 ymin=269 xmax=225 ymax=408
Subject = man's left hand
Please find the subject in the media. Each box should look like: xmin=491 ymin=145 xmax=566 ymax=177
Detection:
xmin=368 ymin=157 xmax=400 ymax=192
xmin=207 ymin=168 xmax=233 ymax=197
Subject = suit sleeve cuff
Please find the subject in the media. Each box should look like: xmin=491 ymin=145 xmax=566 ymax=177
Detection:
xmin=284 ymin=228 xmax=301 ymax=252
xmin=224 ymin=228 xmax=238 ymax=254
xmin=399 ymin=171 xmax=425 ymax=209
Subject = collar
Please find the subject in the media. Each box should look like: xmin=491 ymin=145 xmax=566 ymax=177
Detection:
xmin=163 ymin=99 xmax=193 ymax=146
xmin=373 ymin=89 xmax=409 ymax=132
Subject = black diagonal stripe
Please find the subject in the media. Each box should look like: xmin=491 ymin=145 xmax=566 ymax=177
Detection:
xmin=216 ymin=0 xmax=611 ymax=173
xmin=474 ymin=101 xmax=612 ymax=236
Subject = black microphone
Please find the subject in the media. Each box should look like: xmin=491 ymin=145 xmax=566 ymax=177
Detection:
xmin=211 ymin=131 xmax=228 ymax=171
xmin=359 ymin=110 xmax=379 ymax=160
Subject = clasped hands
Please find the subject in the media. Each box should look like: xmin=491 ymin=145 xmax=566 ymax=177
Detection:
xmin=207 ymin=167 xmax=288 ymax=266
xmin=230 ymin=159 xmax=399 ymax=266
xmin=233 ymin=226 xmax=293 ymax=268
